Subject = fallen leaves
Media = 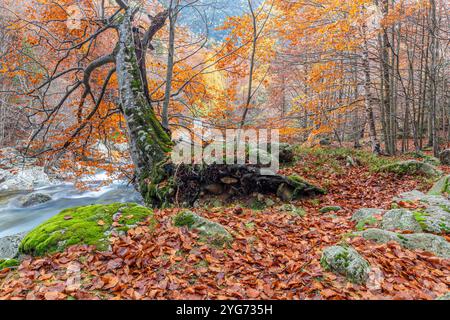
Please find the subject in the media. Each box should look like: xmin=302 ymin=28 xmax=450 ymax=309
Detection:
xmin=0 ymin=155 xmax=448 ymax=300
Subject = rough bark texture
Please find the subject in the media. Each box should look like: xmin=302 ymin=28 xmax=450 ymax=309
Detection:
xmin=116 ymin=10 xmax=173 ymax=182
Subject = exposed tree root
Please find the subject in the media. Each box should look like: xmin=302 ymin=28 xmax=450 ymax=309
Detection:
xmin=142 ymin=163 xmax=326 ymax=208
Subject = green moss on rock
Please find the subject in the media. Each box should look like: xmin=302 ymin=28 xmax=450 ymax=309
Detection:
xmin=321 ymin=245 xmax=370 ymax=284
xmin=0 ymin=258 xmax=19 ymax=270
xmin=174 ymin=210 xmax=233 ymax=247
xmin=19 ymin=203 xmax=156 ymax=256
xmin=381 ymin=209 xmax=422 ymax=233
xmin=355 ymin=217 xmax=379 ymax=231
xmin=379 ymin=160 xmax=442 ymax=177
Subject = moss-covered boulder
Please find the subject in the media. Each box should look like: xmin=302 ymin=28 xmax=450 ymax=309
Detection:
xmin=428 ymin=175 xmax=450 ymax=196
xmin=380 ymin=160 xmax=442 ymax=177
xmin=173 ymin=210 xmax=233 ymax=247
xmin=0 ymin=259 xmax=19 ymax=271
xmin=381 ymin=209 xmax=422 ymax=233
xmin=20 ymin=203 xmax=156 ymax=256
xmin=321 ymin=245 xmax=371 ymax=284
xmin=356 ymin=229 xmax=450 ymax=259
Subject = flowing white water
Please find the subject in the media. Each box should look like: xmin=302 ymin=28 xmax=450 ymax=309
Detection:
xmin=0 ymin=173 xmax=143 ymax=238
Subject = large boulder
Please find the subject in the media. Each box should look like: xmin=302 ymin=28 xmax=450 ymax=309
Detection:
xmin=0 ymin=167 xmax=50 ymax=192
xmin=0 ymin=232 xmax=27 ymax=260
xmin=20 ymin=203 xmax=155 ymax=256
xmin=19 ymin=193 xmax=52 ymax=208
xmin=439 ymin=149 xmax=450 ymax=165
xmin=356 ymin=229 xmax=450 ymax=259
xmin=173 ymin=210 xmax=233 ymax=247
xmin=381 ymin=209 xmax=422 ymax=233
xmin=380 ymin=160 xmax=442 ymax=177
xmin=321 ymin=246 xmax=371 ymax=284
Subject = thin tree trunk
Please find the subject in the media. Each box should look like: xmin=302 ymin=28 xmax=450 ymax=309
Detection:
xmin=361 ymin=24 xmax=381 ymax=154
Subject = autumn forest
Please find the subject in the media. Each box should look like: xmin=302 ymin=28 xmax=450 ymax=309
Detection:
xmin=0 ymin=0 xmax=449 ymax=302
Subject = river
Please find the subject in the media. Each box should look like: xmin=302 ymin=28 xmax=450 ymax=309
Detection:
xmin=0 ymin=174 xmax=143 ymax=238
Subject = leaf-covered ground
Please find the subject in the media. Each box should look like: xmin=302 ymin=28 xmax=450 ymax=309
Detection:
xmin=0 ymin=149 xmax=449 ymax=300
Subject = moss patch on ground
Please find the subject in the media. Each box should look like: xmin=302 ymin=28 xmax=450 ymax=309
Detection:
xmin=295 ymin=147 xmax=398 ymax=173
xmin=19 ymin=203 xmax=156 ymax=257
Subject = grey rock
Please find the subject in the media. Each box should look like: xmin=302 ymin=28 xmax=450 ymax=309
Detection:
xmin=394 ymin=191 xmax=450 ymax=208
xmin=0 ymin=232 xmax=27 ymax=260
xmin=19 ymin=193 xmax=52 ymax=208
xmin=279 ymin=204 xmax=306 ymax=217
xmin=173 ymin=210 xmax=233 ymax=246
xmin=321 ymin=246 xmax=371 ymax=284
xmin=419 ymin=195 xmax=450 ymax=208
xmin=356 ymin=229 xmax=450 ymax=258
xmin=352 ymin=208 xmax=384 ymax=223
xmin=0 ymin=169 xmax=12 ymax=184
xmin=381 ymin=209 xmax=422 ymax=232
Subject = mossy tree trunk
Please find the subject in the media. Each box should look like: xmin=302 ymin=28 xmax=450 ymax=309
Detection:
xmin=116 ymin=9 xmax=173 ymax=206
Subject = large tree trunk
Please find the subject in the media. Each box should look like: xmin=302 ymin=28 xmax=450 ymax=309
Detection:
xmin=116 ymin=10 xmax=173 ymax=204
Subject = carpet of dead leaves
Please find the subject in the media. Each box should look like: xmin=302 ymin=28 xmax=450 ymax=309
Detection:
xmin=0 ymin=153 xmax=449 ymax=300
